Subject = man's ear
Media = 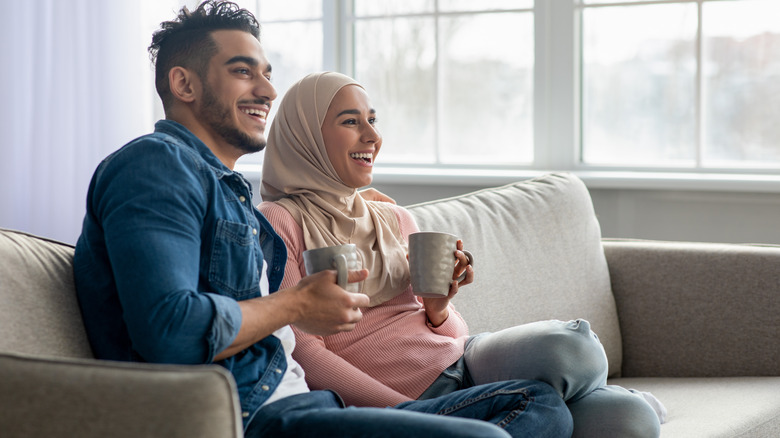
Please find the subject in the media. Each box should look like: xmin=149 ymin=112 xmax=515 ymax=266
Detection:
xmin=168 ymin=66 xmax=199 ymax=103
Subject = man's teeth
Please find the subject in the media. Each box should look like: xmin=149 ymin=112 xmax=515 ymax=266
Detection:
xmin=241 ymin=108 xmax=267 ymax=119
xmin=350 ymin=153 xmax=373 ymax=161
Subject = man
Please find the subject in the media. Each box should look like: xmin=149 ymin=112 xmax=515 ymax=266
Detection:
xmin=73 ymin=1 xmax=571 ymax=437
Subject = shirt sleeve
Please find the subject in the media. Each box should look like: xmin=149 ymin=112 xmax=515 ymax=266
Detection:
xmin=91 ymin=139 xmax=242 ymax=364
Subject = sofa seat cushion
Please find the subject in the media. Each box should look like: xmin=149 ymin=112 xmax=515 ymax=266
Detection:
xmin=0 ymin=228 xmax=92 ymax=358
xmin=611 ymin=376 xmax=780 ymax=437
xmin=407 ymin=173 xmax=623 ymax=376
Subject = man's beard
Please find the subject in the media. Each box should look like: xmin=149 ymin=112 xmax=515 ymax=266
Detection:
xmin=200 ymin=83 xmax=266 ymax=154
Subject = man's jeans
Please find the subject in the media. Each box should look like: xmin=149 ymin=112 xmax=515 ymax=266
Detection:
xmin=246 ymin=380 xmax=572 ymax=438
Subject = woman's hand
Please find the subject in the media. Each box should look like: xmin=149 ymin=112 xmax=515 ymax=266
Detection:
xmin=423 ymin=239 xmax=474 ymax=327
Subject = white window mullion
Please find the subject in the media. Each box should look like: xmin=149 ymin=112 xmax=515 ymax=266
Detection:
xmin=434 ymin=0 xmax=442 ymax=164
xmin=533 ymin=0 xmax=551 ymax=169
xmin=322 ymin=0 xmax=339 ymax=72
xmin=540 ymin=0 xmax=579 ymax=170
xmin=695 ymin=0 xmax=703 ymax=169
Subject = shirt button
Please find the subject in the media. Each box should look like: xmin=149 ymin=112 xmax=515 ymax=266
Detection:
xmin=239 ymin=196 xmax=246 ymax=203
xmin=274 ymin=368 xmax=282 ymax=374
xmin=261 ymin=385 xmax=270 ymax=391
xmin=252 ymin=228 xmax=258 ymax=235
xmin=242 ymin=412 xmax=249 ymax=418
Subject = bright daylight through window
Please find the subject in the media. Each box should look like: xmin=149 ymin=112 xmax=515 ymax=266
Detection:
xmin=223 ymin=0 xmax=779 ymax=176
xmin=582 ymin=0 xmax=780 ymax=170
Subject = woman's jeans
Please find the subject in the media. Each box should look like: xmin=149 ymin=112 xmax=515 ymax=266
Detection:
xmin=426 ymin=319 xmax=661 ymax=438
xmin=246 ymin=379 xmax=572 ymax=438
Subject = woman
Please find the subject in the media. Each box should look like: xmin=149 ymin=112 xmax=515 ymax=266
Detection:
xmin=259 ymin=72 xmax=663 ymax=437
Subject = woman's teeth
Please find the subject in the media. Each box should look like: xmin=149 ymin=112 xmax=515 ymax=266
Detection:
xmin=350 ymin=152 xmax=373 ymax=163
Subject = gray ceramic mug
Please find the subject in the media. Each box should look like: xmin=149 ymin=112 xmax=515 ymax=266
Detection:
xmin=303 ymin=244 xmax=361 ymax=293
xmin=408 ymin=232 xmax=474 ymax=298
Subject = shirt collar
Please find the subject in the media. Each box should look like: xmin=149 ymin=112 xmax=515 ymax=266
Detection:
xmin=154 ymin=119 xmax=255 ymax=195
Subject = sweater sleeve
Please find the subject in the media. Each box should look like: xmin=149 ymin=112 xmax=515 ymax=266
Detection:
xmin=258 ymin=201 xmax=413 ymax=407
xmin=393 ymin=205 xmax=469 ymax=339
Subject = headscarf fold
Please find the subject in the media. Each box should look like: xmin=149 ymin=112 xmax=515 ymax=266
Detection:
xmin=261 ymin=72 xmax=410 ymax=306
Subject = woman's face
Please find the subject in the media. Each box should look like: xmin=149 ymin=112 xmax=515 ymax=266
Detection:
xmin=321 ymin=85 xmax=382 ymax=189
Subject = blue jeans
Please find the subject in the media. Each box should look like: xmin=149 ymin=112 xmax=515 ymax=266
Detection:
xmin=246 ymin=380 xmax=571 ymax=438
xmin=463 ymin=320 xmax=661 ymax=438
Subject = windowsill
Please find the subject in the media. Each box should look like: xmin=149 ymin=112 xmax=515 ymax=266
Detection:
xmin=236 ymin=163 xmax=780 ymax=194
xmin=372 ymin=167 xmax=780 ymax=193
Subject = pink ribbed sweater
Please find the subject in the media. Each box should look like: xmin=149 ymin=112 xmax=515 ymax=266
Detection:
xmin=258 ymin=201 xmax=468 ymax=408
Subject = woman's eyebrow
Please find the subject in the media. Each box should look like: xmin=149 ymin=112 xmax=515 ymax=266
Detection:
xmin=336 ymin=108 xmax=376 ymax=117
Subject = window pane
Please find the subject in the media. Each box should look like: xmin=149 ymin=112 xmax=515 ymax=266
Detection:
xmin=261 ymin=22 xmax=322 ymax=101
xmin=581 ymin=3 xmax=698 ymax=166
xmin=256 ymin=0 xmax=322 ymax=20
xmin=440 ymin=12 xmax=533 ymax=164
xmin=354 ymin=18 xmax=437 ymax=163
xmin=702 ymin=0 xmax=780 ymax=167
xmin=236 ymin=20 xmax=322 ymax=166
xmin=439 ymin=0 xmax=533 ymax=12
xmin=354 ymin=1 xmax=434 ymax=16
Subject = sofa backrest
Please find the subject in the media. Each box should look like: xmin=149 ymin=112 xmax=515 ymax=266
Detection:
xmin=406 ymin=173 xmax=623 ymax=376
xmin=0 ymin=228 xmax=93 ymax=359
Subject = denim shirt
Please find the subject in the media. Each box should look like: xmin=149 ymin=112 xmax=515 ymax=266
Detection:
xmin=74 ymin=120 xmax=288 ymax=425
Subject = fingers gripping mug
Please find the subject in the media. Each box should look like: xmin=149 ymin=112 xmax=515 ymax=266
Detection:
xmin=302 ymin=244 xmax=361 ymax=293
xmin=408 ymin=232 xmax=475 ymax=298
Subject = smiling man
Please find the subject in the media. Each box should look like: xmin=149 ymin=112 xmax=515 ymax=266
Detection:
xmin=70 ymin=1 xmax=551 ymax=437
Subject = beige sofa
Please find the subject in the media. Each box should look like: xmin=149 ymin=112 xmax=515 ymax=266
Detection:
xmin=1 ymin=172 xmax=778 ymax=437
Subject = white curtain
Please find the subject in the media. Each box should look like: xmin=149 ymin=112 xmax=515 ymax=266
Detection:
xmin=0 ymin=0 xmax=181 ymax=244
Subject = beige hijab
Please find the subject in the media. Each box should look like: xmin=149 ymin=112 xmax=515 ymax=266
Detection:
xmin=261 ymin=72 xmax=410 ymax=306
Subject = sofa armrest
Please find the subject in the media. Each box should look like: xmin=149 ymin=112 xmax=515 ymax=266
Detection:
xmin=0 ymin=352 xmax=243 ymax=438
xmin=603 ymin=239 xmax=780 ymax=378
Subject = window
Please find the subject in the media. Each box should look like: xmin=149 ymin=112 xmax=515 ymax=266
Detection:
xmin=348 ymin=1 xmax=535 ymax=166
xmin=181 ymin=0 xmax=780 ymax=184
xmin=581 ymin=0 xmax=780 ymax=170
xmin=236 ymin=0 xmax=324 ymax=166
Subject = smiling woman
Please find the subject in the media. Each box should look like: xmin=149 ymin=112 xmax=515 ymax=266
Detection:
xmin=321 ymin=85 xmax=382 ymax=189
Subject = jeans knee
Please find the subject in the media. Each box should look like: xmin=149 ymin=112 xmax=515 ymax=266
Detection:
xmin=529 ymin=320 xmax=608 ymax=400
xmin=613 ymin=396 xmax=661 ymax=438
xmin=569 ymin=386 xmax=661 ymax=438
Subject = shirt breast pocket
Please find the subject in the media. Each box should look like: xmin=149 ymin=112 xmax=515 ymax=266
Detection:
xmin=209 ymin=219 xmax=261 ymax=299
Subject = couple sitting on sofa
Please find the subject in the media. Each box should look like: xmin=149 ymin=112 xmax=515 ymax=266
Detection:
xmin=72 ymin=1 xmax=662 ymax=436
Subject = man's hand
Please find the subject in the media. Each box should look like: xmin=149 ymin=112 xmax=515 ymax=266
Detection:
xmin=214 ymin=269 xmax=370 ymax=361
xmin=290 ymin=269 xmax=371 ymax=336
xmin=359 ymin=187 xmax=396 ymax=204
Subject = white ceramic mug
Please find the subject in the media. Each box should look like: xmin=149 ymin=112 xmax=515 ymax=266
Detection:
xmin=408 ymin=232 xmax=474 ymax=298
xmin=303 ymin=244 xmax=361 ymax=293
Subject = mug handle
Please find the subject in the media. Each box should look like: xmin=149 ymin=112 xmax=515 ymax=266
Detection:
xmin=332 ymin=254 xmax=348 ymax=289
xmin=455 ymin=250 xmax=475 ymax=282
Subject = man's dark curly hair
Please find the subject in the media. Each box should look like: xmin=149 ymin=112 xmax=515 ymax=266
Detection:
xmin=149 ymin=0 xmax=261 ymax=110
